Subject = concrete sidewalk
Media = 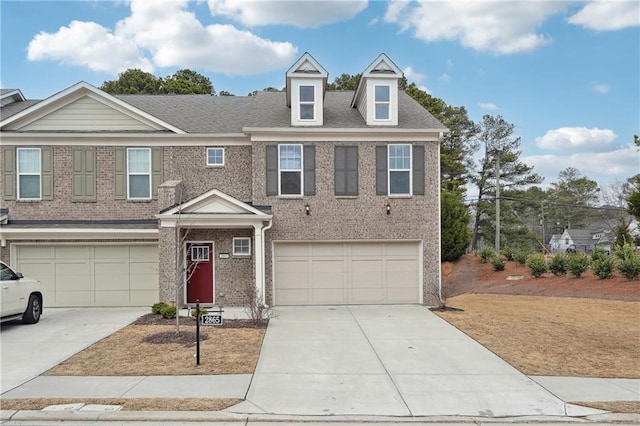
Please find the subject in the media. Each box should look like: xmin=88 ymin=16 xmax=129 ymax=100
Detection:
xmin=1 ymin=305 xmax=638 ymax=421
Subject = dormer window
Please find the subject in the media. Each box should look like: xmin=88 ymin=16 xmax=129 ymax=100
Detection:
xmin=375 ymin=85 xmax=390 ymax=120
xmin=299 ymin=86 xmax=315 ymax=120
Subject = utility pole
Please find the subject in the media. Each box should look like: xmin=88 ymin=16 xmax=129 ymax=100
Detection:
xmin=495 ymin=151 xmax=501 ymax=254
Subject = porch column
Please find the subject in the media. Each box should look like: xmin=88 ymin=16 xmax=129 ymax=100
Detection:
xmin=253 ymin=224 xmax=264 ymax=304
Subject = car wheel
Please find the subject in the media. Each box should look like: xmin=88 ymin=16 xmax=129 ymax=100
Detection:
xmin=22 ymin=294 xmax=41 ymax=324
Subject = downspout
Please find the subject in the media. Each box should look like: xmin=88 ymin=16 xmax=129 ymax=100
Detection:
xmin=437 ymin=131 xmax=445 ymax=307
xmin=260 ymin=219 xmax=273 ymax=306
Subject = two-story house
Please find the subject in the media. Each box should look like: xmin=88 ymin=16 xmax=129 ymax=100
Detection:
xmin=0 ymin=53 xmax=447 ymax=309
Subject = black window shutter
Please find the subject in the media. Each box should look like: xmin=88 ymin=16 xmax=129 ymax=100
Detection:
xmin=376 ymin=146 xmax=387 ymax=195
xmin=303 ymin=145 xmax=315 ymax=196
xmin=335 ymin=146 xmax=358 ymax=196
xmin=412 ymin=145 xmax=425 ymax=195
xmin=266 ymin=146 xmax=278 ymax=196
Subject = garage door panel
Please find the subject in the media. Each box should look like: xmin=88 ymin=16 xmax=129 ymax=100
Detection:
xmin=275 ymin=242 xmax=419 ymax=305
xmin=351 ymin=288 xmax=384 ymax=304
xmin=15 ymin=245 xmax=158 ymax=307
xmin=311 ymin=289 xmax=346 ymax=304
xmin=277 ymin=289 xmax=309 ymax=305
xmin=311 ymin=243 xmax=343 ymax=257
xmin=55 ymin=246 xmax=92 ymax=259
xmin=95 ymin=246 xmax=129 ymax=259
xmin=130 ymin=290 xmax=158 ymax=306
xmin=57 ymin=291 xmax=91 ymax=307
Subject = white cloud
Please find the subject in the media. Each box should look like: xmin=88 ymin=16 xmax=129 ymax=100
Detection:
xmin=27 ymin=20 xmax=154 ymax=73
xmin=403 ymin=66 xmax=425 ymax=83
xmin=27 ymin=0 xmax=298 ymax=76
xmin=207 ymin=0 xmax=368 ymax=28
xmin=535 ymin=127 xmax=617 ymax=152
xmin=567 ymin=1 xmax=640 ymax=31
xmin=478 ymin=102 xmax=498 ymax=110
xmin=591 ymin=81 xmax=610 ymax=94
xmin=368 ymin=17 xmax=379 ymax=25
xmin=523 ymin=144 xmax=639 ymax=187
xmin=384 ymin=0 xmax=567 ymax=54
xmin=439 ymin=73 xmax=451 ymax=82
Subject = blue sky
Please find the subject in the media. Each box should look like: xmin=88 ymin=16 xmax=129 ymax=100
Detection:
xmin=1 ymin=0 xmax=639 ymax=195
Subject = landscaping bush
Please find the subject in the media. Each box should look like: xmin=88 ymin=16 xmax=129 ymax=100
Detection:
xmin=491 ymin=256 xmax=506 ymax=271
xmin=614 ymin=243 xmax=640 ymax=280
xmin=526 ymin=253 xmax=547 ymax=277
xmin=152 ymin=302 xmax=168 ymax=315
xmin=514 ymin=250 xmax=529 ymax=265
xmin=160 ymin=304 xmax=177 ymax=319
xmin=566 ymin=252 xmax=590 ymax=278
xmin=191 ymin=307 xmax=208 ymax=318
xmin=479 ymin=246 xmax=496 ymax=263
xmin=548 ymin=253 xmax=568 ymax=276
xmin=591 ymin=255 xmax=615 ymax=279
xmin=500 ymin=246 xmax=516 ymax=261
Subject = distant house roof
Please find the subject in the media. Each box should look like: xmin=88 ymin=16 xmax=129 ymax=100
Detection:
xmin=567 ymin=229 xmax=596 ymax=247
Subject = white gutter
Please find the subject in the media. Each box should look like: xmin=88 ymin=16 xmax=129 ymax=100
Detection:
xmin=260 ymin=219 xmax=273 ymax=306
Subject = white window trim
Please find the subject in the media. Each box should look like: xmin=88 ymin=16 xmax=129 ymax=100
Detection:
xmin=299 ymin=85 xmax=315 ymax=121
xmin=388 ymin=144 xmax=412 ymax=196
xmin=127 ymin=147 xmax=152 ymax=200
xmin=16 ymin=147 xmax=41 ymax=200
xmin=191 ymin=245 xmax=210 ymax=261
xmin=206 ymin=147 xmax=225 ymax=167
xmin=233 ymin=237 xmax=251 ymax=256
xmin=278 ymin=144 xmax=304 ymax=197
xmin=374 ymin=85 xmax=391 ymax=121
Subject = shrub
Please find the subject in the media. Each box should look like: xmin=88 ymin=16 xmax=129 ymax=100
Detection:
xmin=190 ymin=307 xmax=208 ymax=318
xmin=526 ymin=253 xmax=547 ymax=277
xmin=591 ymin=255 xmax=615 ymax=279
xmin=548 ymin=253 xmax=568 ymax=276
xmin=151 ymin=302 xmax=168 ymax=315
xmin=500 ymin=246 xmax=516 ymax=261
xmin=440 ymin=191 xmax=472 ymax=262
xmin=479 ymin=246 xmax=496 ymax=263
xmin=491 ymin=256 xmax=506 ymax=271
xmin=567 ymin=252 xmax=590 ymax=278
xmin=614 ymin=243 xmax=640 ymax=280
xmin=514 ymin=250 xmax=529 ymax=265
xmin=160 ymin=304 xmax=177 ymax=319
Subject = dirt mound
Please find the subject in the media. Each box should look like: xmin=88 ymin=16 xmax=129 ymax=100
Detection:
xmin=442 ymin=254 xmax=639 ymax=302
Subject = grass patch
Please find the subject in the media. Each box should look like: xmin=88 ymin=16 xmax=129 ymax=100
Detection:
xmin=436 ymin=294 xmax=640 ymax=378
xmin=0 ymin=398 xmax=240 ymax=411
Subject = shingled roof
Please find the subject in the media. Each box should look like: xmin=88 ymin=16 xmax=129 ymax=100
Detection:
xmin=1 ymin=88 xmax=446 ymax=134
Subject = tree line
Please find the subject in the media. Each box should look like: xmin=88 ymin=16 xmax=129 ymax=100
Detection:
xmin=101 ymin=69 xmax=640 ymax=259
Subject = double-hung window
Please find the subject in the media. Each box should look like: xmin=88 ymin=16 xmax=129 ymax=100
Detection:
xmin=206 ymin=147 xmax=224 ymax=166
xmin=299 ymin=86 xmax=315 ymax=120
xmin=374 ymin=85 xmax=390 ymax=120
xmin=388 ymin=144 xmax=411 ymax=195
xmin=17 ymin=148 xmax=41 ymax=200
xmin=127 ymin=148 xmax=151 ymax=199
xmin=233 ymin=237 xmax=251 ymax=256
xmin=279 ymin=144 xmax=303 ymax=196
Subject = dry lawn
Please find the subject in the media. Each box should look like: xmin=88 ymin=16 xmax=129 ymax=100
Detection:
xmin=0 ymin=397 xmax=239 ymax=412
xmin=436 ymin=294 xmax=640 ymax=378
xmin=46 ymin=324 xmax=265 ymax=376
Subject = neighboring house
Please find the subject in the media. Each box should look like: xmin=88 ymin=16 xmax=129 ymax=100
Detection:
xmin=0 ymin=53 xmax=447 ymax=309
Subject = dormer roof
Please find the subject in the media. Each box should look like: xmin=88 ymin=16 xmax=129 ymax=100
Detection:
xmin=351 ymin=53 xmax=403 ymax=108
xmin=286 ymin=52 xmax=328 ymax=107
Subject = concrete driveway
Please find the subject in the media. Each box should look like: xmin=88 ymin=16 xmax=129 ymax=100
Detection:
xmin=0 ymin=307 xmax=147 ymax=394
xmin=235 ymin=305 xmax=598 ymax=417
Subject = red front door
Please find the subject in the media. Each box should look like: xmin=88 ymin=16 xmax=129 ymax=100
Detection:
xmin=186 ymin=243 xmax=214 ymax=304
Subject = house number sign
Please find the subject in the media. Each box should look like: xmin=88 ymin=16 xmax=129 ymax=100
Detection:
xmin=201 ymin=307 xmax=224 ymax=325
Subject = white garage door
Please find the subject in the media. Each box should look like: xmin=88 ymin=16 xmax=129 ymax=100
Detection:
xmin=14 ymin=245 xmax=158 ymax=307
xmin=274 ymin=241 xmax=420 ymax=305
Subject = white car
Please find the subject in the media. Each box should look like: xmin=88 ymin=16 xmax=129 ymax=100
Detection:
xmin=0 ymin=261 xmax=43 ymax=324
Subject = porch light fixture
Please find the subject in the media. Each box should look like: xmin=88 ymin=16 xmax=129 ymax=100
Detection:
xmin=386 ymin=203 xmax=391 ymax=215
xmin=305 ymin=203 xmax=310 ymax=215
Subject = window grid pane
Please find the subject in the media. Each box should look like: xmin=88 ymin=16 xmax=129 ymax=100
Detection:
xmin=388 ymin=145 xmax=412 ymax=195
xmin=19 ymin=176 xmax=41 ymax=199
xmin=279 ymin=145 xmax=302 ymax=170
xmin=375 ymin=85 xmax=390 ymax=102
xmin=191 ymin=246 xmax=210 ymax=261
xmin=233 ymin=238 xmax=251 ymax=255
xmin=17 ymin=149 xmax=40 ymax=173
xmin=128 ymin=148 xmax=150 ymax=173
xmin=17 ymin=148 xmax=41 ymax=199
xmin=300 ymin=86 xmax=314 ymax=102
xmin=207 ymin=148 xmax=224 ymax=166
xmin=127 ymin=148 xmax=151 ymax=199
